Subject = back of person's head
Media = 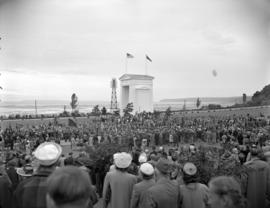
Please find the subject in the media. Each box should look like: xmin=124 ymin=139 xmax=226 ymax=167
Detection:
xmin=250 ymin=144 xmax=260 ymax=156
xmin=46 ymin=166 xmax=91 ymax=208
xmin=182 ymin=163 xmax=198 ymax=184
xmin=208 ymin=176 xmax=246 ymax=208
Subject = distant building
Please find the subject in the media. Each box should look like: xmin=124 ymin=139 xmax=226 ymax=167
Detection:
xmin=119 ymin=74 xmax=154 ymax=114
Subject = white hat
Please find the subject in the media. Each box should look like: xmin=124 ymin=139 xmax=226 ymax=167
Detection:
xmin=139 ymin=153 xmax=147 ymax=163
xmin=183 ymin=162 xmax=197 ymax=176
xmin=113 ymin=153 xmax=120 ymax=160
xmin=140 ymin=163 xmax=154 ymax=176
xmin=33 ymin=142 xmax=62 ymax=166
xmin=114 ymin=152 xmax=132 ymax=169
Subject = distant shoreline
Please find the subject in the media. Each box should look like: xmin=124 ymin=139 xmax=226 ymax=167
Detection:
xmin=160 ymin=96 xmax=251 ymax=103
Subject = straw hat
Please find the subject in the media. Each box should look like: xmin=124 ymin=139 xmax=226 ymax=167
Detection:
xmin=16 ymin=164 xmax=33 ymax=177
xmin=33 ymin=142 xmax=62 ymax=166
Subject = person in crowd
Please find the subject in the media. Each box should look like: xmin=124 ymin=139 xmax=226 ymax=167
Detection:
xmin=179 ymin=162 xmax=209 ymax=208
xmin=0 ymin=161 xmax=12 ymax=208
xmin=13 ymin=142 xmax=62 ymax=208
xmin=46 ymin=166 xmax=97 ymax=208
xmin=130 ymin=162 xmax=155 ymax=208
xmin=140 ymin=158 xmax=181 ymax=208
xmin=102 ymin=152 xmax=137 ymax=208
xmin=59 ymin=154 xmax=66 ymax=167
xmin=244 ymin=144 xmax=270 ymax=208
xmin=109 ymin=153 xmax=120 ymax=172
xmin=208 ymin=176 xmax=246 ymax=208
xmin=148 ymin=153 xmax=159 ymax=168
xmin=6 ymin=160 xmax=19 ymax=191
xmin=264 ymin=151 xmax=270 ymax=166
xmin=139 ymin=153 xmax=147 ymax=165
xmin=64 ymin=152 xmax=74 ymax=166
xmin=16 ymin=163 xmax=34 ymax=181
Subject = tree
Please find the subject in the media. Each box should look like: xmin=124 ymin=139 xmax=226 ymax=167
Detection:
xmin=101 ymin=107 xmax=107 ymax=115
xmin=165 ymin=107 xmax=172 ymax=118
xmin=196 ymin=98 xmax=201 ymax=109
xmin=164 ymin=107 xmax=172 ymax=122
xmin=242 ymin=93 xmax=247 ymax=104
xmin=92 ymin=105 xmax=101 ymax=116
xmin=153 ymin=110 xmax=161 ymax=119
xmin=70 ymin=93 xmax=78 ymax=112
xmin=123 ymin=103 xmax=133 ymax=117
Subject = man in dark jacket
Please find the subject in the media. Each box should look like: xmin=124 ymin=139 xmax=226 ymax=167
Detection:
xmin=13 ymin=142 xmax=62 ymax=208
xmin=0 ymin=163 xmax=12 ymax=208
xmin=46 ymin=166 xmax=98 ymax=208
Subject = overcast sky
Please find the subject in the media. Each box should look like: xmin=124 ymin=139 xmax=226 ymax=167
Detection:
xmin=0 ymin=0 xmax=269 ymax=102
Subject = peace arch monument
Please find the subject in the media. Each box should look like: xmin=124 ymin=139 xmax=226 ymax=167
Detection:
xmin=119 ymin=74 xmax=154 ymax=113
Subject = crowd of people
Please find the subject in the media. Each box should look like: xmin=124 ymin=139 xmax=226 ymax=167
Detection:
xmin=0 ymin=112 xmax=270 ymax=208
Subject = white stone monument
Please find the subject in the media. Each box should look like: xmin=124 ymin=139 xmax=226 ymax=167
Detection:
xmin=119 ymin=74 xmax=154 ymax=114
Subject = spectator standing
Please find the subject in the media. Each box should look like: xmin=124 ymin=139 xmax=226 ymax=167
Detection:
xmin=130 ymin=163 xmax=155 ymax=208
xmin=102 ymin=152 xmax=137 ymax=208
xmin=13 ymin=142 xmax=62 ymax=208
xmin=140 ymin=158 xmax=181 ymax=208
xmin=244 ymin=145 xmax=270 ymax=208
xmin=208 ymin=176 xmax=246 ymax=208
xmin=179 ymin=163 xmax=209 ymax=208
xmin=0 ymin=162 xmax=12 ymax=208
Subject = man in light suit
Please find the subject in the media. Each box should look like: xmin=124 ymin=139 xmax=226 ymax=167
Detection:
xmin=130 ymin=163 xmax=155 ymax=208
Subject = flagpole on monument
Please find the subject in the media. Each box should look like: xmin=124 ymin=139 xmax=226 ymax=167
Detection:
xmin=145 ymin=57 xmax=148 ymax=75
xmin=145 ymin=54 xmax=152 ymax=75
xmin=126 ymin=53 xmax=134 ymax=74
xmin=125 ymin=56 xmax=128 ymax=74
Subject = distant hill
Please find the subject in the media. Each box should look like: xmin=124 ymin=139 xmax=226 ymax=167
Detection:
xmin=249 ymin=84 xmax=270 ymax=105
xmin=160 ymin=96 xmax=251 ymax=104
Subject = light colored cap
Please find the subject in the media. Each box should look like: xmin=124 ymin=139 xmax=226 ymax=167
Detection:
xmin=114 ymin=152 xmax=132 ymax=169
xmin=140 ymin=163 xmax=154 ymax=176
xmin=139 ymin=153 xmax=147 ymax=163
xmin=33 ymin=142 xmax=62 ymax=166
xmin=183 ymin=162 xmax=197 ymax=176
xmin=113 ymin=153 xmax=120 ymax=160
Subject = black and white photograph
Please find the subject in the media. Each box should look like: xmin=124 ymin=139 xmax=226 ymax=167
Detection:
xmin=0 ymin=0 xmax=270 ymax=208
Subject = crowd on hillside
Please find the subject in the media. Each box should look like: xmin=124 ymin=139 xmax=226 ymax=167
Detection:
xmin=0 ymin=112 xmax=270 ymax=208
xmin=1 ymin=112 xmax=269 ymax=151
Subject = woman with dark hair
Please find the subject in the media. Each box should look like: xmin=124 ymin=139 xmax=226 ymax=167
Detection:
xmin=179 ymin=163 xmax=209 ymax=208
xmin=208 ymin=176 xmax=246 ymax=208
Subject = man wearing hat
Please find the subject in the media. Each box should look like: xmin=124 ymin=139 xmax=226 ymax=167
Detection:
xmin=140 ymin=158 xmax=181 ymax=208
xmin=179 ymin=163 xmax=209 ymax=208
xmin=102 ymin=152 xmax=137 ymax=208
xmin=0 ymin=161 xmax=12 ymax=208
xmin=13 ymin=142 xmax=62 ymax=208
xmin=244 ymin=144 xmax=270 ymax=208
xmin=130 ymin=163 xmax=155 ymax=208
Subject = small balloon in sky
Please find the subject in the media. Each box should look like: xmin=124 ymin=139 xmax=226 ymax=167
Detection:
xmin=212 ymin=69 xmax=217 ymax=77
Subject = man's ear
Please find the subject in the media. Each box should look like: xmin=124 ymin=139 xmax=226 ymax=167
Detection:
xmin=46 ymin=194 xmax=56 ymax=208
